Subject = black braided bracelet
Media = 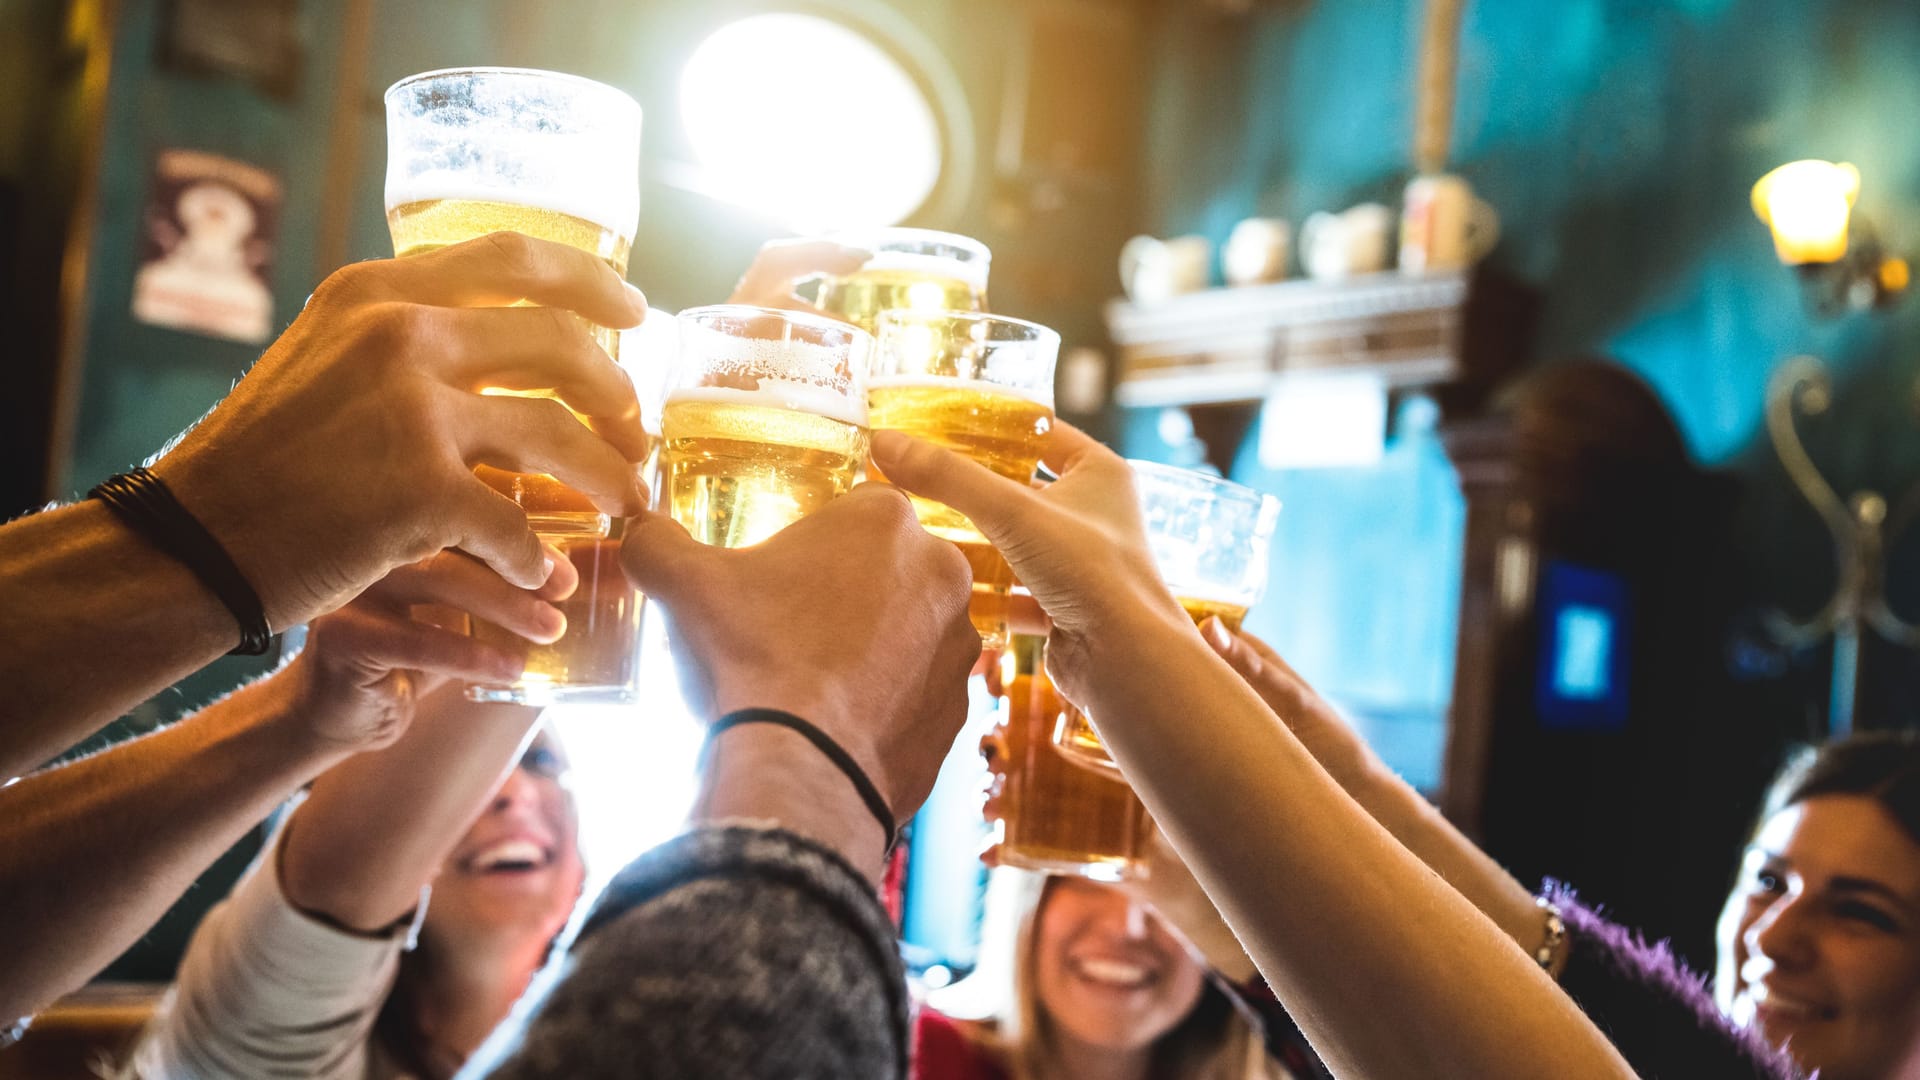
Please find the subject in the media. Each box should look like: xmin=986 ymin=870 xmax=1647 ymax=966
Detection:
xmin=90 ymin=467 xmax=275 ymax=656
xmin=704 ymin=708 xmax=898 ymax=853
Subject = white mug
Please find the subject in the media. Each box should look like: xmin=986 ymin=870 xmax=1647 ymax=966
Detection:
xmin=1400 ymin=174 xmax=1499 ymax=272
xmin=1300 ymin=203 xmax=1393 ymax=280
xmin=1222 ymin=217 xmax=1292 ymax=286
xmin=1119 ymin=234 xmax=1212 ymax=305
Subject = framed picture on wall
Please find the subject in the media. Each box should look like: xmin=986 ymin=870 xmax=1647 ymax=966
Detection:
xmin=158 ymin=0 xmax=303 ymax=100
xmin=130 ymin=149 xmax=282 ymax=345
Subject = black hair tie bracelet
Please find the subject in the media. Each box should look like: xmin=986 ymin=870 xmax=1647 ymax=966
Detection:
xmin=90 ymin=466 xmax=274 ymax=656
xmin=703 ymin=708 xmax=898 ymax=854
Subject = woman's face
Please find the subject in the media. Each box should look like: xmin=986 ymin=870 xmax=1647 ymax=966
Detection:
xmin=1715 ymin=795 xmax=1920 ymax=1080
xmin=424 ymin=733 xmax=585 ymax=954
xmin=1031 ymin=877 xmax=1209 ymax=1054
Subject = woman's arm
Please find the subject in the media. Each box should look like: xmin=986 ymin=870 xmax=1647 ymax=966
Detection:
xmin=0 ymin=662 xmax=352 ymax=1023
xmin=0 ymin=549 xmax=563 ymax=1024
xmin=874 ymin=425 xmax=1637 ymax=1080
xmin=277 ymin=687 xmax=542 ymax=933
xmin=1201 ymin=624 xmax=1556 ymax=965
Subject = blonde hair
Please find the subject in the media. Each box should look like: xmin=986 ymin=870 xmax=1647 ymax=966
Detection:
xmin=929 ymin=869 xmax=1281 ymax=1080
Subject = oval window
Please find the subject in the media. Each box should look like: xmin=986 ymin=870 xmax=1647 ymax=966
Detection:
xmin=680 ymin=13 xmax=944 ymax=230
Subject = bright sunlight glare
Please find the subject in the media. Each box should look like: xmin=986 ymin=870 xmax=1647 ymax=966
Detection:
xmin=680 ymin=14 xmax=943 ymax=231
xmin=548 ymin=589 xmax=704 ymax=900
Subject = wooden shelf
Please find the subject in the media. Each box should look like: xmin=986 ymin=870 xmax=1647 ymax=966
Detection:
xmin=1103 ymin=269 xmax=1529 ymax=411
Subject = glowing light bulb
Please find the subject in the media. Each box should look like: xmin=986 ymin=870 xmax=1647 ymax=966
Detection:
xmin=1752 ymin=160 xmax=1859 ymax=265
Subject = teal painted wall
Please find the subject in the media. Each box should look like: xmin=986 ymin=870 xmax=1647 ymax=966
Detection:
xmin=1128 ymin=0 xmax=1920 ymax=795
xmin=53 ymin=0 xmax=357 ymax=978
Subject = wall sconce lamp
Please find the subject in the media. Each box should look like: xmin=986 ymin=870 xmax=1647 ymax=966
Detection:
xmin=1753 ymin=159 xmax=1910 ymax=315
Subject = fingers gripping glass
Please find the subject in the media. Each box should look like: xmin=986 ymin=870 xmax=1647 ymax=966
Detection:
xmin=384 ymin=67 xmax=645 ymax=706
xmin=1051 ymin=462 xmax=1282 ymax=776
xmin=868 ymin=310 xmax=1059 ymax=647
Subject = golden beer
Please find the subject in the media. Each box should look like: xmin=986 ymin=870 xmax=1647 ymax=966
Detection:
xmin=998 ymin=635 xmax=1152 ymax=878
xmin=660 ymin=388 xmax=869 ymax=549
xmin=388 ymin=197 xmax=634 ymax=521
xmin=388 ymin=196 xmax=631 ymax=265
xmin=1055 ymin=597 xmax=1250 ymax=769
xmin=867 ymin=377 xmax=1051 ymax=643
xmin=466 ymin=537 xmax=640 ymax=690
xmin=385 ymin=67 xmax=643 ymax=705
xmin=385 ymin=197 xmax=644 ymax=705
xmin=818 ymin=263 xmax=983 ymax=334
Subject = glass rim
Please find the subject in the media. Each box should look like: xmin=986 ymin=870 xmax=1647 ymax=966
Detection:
xmin=1126 ymin=459 xmax=1282 ymax=517
xmin=675 ymin=303 xmax=875 ymax=347
xmin=824 ymin=226 xmax=990 ymax=263
xmin=874 ymin=307 xmax=1060 ymax=345
xmin=383 ymin=66 xmax=642 ymax=121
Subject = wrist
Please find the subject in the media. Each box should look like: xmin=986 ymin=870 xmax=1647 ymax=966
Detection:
xmin=148 ymin=449 xmax=306 ymax=631
xmin=274 ymin=650 xmax=408 ymax=759
xmin=203 ymin=667 xmax=358 ymax=784
xmin=73 ymin=498 xmax=236 ymax=648
xmin=1050 ymin=593 xmax=1196 ymax=710
xmin=693 ymin=722 xmax=888 ymax=882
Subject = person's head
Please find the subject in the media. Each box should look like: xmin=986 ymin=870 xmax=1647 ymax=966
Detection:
xmin=934 ymin=870 xmax=1275 ymax=1080
xmin=419 ymin=727 xmax=586 ymax=958
xmin=375 ymin=726 xmax=586 ymax=1076
xmin=1715 ymin=731 xmax=1920 ymax=1080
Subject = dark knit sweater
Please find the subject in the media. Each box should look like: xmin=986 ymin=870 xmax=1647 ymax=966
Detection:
xmin=470 ymin=825 xmax=908 ymax=1080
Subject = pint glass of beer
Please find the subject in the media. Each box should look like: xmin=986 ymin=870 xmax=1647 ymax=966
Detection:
xmin=816 ymin=228 xmax=990 ymax=333
xmin=997 ymin=634 xmax=1153 ymax=880
xmin=868 ymin=310 xmax=1058 ymax=645
xmin=661 ymin=306 xmax=872 ymax=548
xmin=384 ymin=67 xmax=645 ymax=706
xmin=1054 ymin=462 xmax=1282 ymax=773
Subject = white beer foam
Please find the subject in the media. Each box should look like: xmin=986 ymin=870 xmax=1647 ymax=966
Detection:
xmin=866 ymin=373 xmax=1054 ymax=409
xmin=665 ymin=383 xmax=868 ymax=429
xmin=385 ymin=172 xmax=638 ymax=238
xmin=859 ymin=249 xmax=990 ymax=293
xmin=677 ymin=320 xmax=864 ymax=390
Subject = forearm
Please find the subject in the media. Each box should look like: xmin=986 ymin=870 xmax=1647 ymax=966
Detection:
xmin=691 ymin=723 xmax=888 ymax=882
xmin=1343 ymin=757 xmax=1549 ymax=960
xmin=1079 ymin=607 xmax=1634 ymax=1080
xmin=0 ymin=501 xmax=235 ymax=778
xmin=280 ymin=684 xmax=542 ymax=931
xmin=0 ymin=667 xmax=347 ymax=1020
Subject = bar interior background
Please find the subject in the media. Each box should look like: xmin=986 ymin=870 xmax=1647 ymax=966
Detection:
xmin=2 ymin=0 xmax=1918 ymax=1015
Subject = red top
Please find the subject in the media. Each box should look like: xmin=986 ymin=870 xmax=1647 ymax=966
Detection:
xmin=911 ymin=1008 xmax=1010 ymax=1080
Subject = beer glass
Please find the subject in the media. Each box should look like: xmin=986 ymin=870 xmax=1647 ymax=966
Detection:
xmin=384 ymin=67 xmax=645 ymax=705
xmin=997 ymin=634 xmax=1152 ymax=880
xmin=816 ymin=228 xmax=990 ymax=333
xmin=661 ymin=305 xmax=872 ymax=548
xmin=868 ymin=310 xmax=1058 ymax=646
xmin=1054 ymin=462 xmax=1282 ymax=773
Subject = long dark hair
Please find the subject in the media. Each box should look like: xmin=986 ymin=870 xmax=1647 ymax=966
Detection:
xmin=1755 ymin=730 xmax=1920 ymax=846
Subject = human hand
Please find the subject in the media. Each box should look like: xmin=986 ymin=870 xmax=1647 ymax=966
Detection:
xmin=727 ymin=239 xmax=870 ymax=315
xmin=1198 ymin=622 xmax=1378 ymax=791
xmin=282 ymin=546 xmax=576 ymax=754
xmin=150 ymin=232 xmax=650 ymax=631
xmin=621 ymin=485 xmax=978 ymax=839
xmin=871 ymin=423 xmax=1184 ymax=704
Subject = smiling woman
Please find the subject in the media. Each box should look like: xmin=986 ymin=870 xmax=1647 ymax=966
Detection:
xmin=916 ymin=870 xmax=1284 ymax=1080
xmin=1715 ymin=732 xmax=1920 ymax=1080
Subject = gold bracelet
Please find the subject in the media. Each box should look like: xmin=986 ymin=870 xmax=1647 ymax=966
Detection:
xmin=1534 ymin=896 xmax=1569 ymax=973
